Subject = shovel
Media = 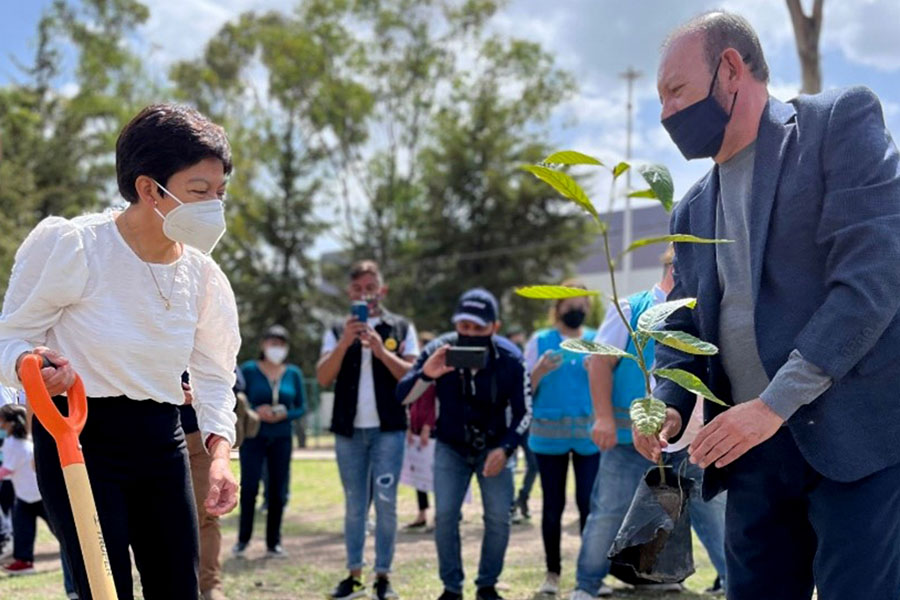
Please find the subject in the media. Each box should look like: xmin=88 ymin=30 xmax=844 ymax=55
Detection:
xmin=19 ymin=353 xmax=118 ymax=600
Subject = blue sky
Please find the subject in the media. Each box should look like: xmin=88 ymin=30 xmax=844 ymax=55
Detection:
xmin=3 ymin=0 xmax=900 ymax=255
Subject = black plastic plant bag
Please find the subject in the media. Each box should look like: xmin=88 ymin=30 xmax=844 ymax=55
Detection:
xmin=608 ymin=463 xmax=695 ymax=584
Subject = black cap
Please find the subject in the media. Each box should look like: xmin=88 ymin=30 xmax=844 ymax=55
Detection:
xmin=452 ymin=288 xmax=499 ymax=326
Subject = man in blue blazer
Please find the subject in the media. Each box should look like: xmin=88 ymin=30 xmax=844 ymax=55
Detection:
xmin=634 ymin=10 xmax=900 ymax=600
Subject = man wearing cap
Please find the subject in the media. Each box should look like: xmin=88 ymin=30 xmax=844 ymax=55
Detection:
xmin=317 ymin=260 xmax=419 ymax=600
xmin=397 ymin=288 xmax=532 ymax=600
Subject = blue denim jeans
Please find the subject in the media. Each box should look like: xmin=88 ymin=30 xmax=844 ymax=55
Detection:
xmin=575 ymin=445 xmax=728 ymax=593
xmin=433 ymin=442 xmax=514 ymax=593
xmin=334 ymin=428 xmax=405 ymax=573
xmin=575 ymin=444 xmax=650 ymax=593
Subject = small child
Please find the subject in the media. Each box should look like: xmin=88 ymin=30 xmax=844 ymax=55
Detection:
xmin=0 ymin=404 xmax=77 ymax=597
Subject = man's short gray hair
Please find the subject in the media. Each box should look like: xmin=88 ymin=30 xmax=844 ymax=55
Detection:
xmin=664 ymin=10 xmax=770 ymax=83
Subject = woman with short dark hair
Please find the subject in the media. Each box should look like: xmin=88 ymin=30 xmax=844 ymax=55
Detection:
xmin=0 ymin=103 xmax=241 ymax=599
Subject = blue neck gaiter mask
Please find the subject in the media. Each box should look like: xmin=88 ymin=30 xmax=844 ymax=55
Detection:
xmin=662 ymin=57 xmax=738 ymax=160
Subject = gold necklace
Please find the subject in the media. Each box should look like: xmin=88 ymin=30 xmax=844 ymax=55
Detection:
xmin=145 ymin=261 xmax=179 ymax=310
xmin=120 ymin=209 xmax=182 ymax=310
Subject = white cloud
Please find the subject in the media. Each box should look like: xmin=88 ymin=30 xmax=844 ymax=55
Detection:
xmin=823 ymin=0 xmax=900 ymax=71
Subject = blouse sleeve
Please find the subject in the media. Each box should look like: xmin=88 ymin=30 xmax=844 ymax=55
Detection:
xmin=189 ymin=260 xmax=240 ymax=447
xmin=0 ymin=218 xmax=88 ymax=387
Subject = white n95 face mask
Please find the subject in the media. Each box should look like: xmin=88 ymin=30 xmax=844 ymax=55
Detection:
xmin=264 ymin=346 xmax=289 ymax=365
xmin=151 ymin=179 xmax=227 ymax=254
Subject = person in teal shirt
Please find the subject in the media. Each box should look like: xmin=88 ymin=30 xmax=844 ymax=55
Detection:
xmin=233 ymin=325 xmax=306 ymax=558
xmin=524 ymin=280 xmax=600 ymax=596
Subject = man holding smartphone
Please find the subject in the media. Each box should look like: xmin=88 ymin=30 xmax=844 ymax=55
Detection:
xmin=397 ymin=288 xmax=532 ymax=600
xmin=317 ymin=260 xmax=419 ymax=600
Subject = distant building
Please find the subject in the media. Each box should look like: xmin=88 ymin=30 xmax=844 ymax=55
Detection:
xmin=575 ymin=204 xmax=671 ymax=298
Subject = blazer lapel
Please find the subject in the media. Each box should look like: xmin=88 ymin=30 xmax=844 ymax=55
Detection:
xmin=687 ymin=171 xmax=722 ymax=347
xmin=749 ymin=97 xmax=797 ymax=303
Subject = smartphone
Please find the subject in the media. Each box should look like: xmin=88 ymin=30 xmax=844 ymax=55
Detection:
xmin=350 ymin=301 xmax=368 ymax=323
xmin=446 ymin=346 xmax=488 ymax=369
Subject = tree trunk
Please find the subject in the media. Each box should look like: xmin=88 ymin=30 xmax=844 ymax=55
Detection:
xmin=785 ymin=0 xmax=824 ymax=94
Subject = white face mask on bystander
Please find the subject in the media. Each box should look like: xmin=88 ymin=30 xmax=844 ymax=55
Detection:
xmin=263 ymin=346 xmax=288 ymax=365
xmin=151 ymin=178 xmax=227 ymax=254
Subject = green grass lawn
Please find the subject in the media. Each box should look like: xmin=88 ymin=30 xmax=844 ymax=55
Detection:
xmin=0 ymin=457 xmax=718 ymax=599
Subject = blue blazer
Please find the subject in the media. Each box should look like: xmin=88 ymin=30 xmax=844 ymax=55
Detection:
xmin=656 ymin=86 xmax=900 ymax=496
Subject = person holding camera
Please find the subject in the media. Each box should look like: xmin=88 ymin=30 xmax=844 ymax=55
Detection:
xmin=397 ymin=288 xmax=532 ymax=600
xmin=317 ymin=260 xmax=419 ymax=600
xmin=233 ymin=325 xmax=306 ymax=560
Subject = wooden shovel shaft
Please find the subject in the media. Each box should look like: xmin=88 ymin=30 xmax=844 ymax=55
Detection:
xmin=18 ymin=355 xmax=118 ymax=599
xmin=62 ymin=463 xmax=118 ymax=600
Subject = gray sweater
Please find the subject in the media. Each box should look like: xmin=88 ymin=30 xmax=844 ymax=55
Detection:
xmin=716 ymin=142 xmax=832 ymax=419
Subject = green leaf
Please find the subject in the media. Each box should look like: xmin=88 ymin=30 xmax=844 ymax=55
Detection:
xmin=630 ymin=396 xmax=667 ymax=435
xmin=561 ymin=338 xmax=636 ymax=361
xmin=637 ymin=298 xmax=697 ymax=332
xmin=653 ymin=368 xmax=728 ymax=406
xmin=624 ymin=234 xmax=732 ymax=254
xmin=521 ymin=165 xmax=599 ymax=220
xmin=636 ymin=163 xmax=674 ymax=211
xmin=515 ymin=285 xmax=600 ymax=300
xmin=542 ymin=150 xmax=603 ymax=166
xmin=626 ymin=189 xmax=657 ymax=199
xmin=613 ymin=161 xmax=630 ymax=179
xmin=648 ymin=330 xmax=718 ymax=356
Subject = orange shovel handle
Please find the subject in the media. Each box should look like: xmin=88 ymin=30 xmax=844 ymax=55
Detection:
xmin=19 ymin=353 xmax=88 ymax=467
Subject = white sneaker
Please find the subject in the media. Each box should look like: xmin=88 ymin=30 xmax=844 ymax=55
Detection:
xmin=597 ymin=584 xmax=613 ymax=597
xmin=569 ymin=591 xmax=596 ymax=600
xmin=538 ymin=572 xmax=560 ymax=595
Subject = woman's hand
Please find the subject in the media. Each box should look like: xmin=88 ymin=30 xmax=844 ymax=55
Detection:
xmin=419 ymin=424 xmax=431 ymax=447
xmin=533 ymin=350 xmax=563 ymax=380
xmin=256 ymin=404 xmax=276 ymax=423
xmin=205 ymin=435 xmax=239 ymax=516
xmin=17 ymin=347 xmax=76 ymax=396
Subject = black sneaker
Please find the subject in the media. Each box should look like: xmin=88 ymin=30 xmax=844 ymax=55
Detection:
xmin=437 ymin=591 xmax=463 ymax=600
xmin=516 ymin=497 xmax=531 ymax=520
xmin=329 ymin=576 xmax=367 ymax=599
xmin=476 ymin=587 xmax=505 ymax=600
xmin=373 ymin=577 xmax=399 ymax=599
xmin=705 ymin=576 xmax=724 ymax=596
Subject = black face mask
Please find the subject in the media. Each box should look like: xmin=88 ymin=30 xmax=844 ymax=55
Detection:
xmin=560 ymin=308 xmax=587 ymax=329
xmin=457 ymin=333 xmax=493 ymax=349
xmin=661 ymin=57 xmax=738 ymax=160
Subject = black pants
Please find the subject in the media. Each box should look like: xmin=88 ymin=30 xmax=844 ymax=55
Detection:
xmin=33 ymin=396 xmax=198 ymax=600
xmin=239 ymin=435 xmax=292 ymax=548
xmin=417 ymin=490 xmax=429 ymax=511
xmin=0 ymin=480 xmax=13 ymax=542
xmin=12 ymin=498 xmax=50 ymax=562
xmin=725 ymin=427 xmax=900 ymax=600
xmin=535 ymin=450 xmax=600 ymax=575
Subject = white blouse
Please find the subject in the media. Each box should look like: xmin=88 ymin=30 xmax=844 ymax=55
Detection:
xmin=0 ymin=212 xmax=240 ymax=445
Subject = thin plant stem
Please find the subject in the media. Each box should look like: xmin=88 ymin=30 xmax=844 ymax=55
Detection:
xmin=597 ymin=206 xmax=665 ymax=479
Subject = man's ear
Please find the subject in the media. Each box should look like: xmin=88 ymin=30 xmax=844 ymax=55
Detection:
xmin=380 ymin=284 xmax=389 ymax=298
xmin=492 ymin=321 xmax=502 ymax=335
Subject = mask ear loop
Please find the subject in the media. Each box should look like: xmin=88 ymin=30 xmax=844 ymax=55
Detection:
xmin=709 ymin=55 xmax=740 ymax=118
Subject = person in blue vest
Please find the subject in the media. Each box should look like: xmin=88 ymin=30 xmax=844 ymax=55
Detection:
xmin=569 ymin=247 xmax=726 ymax=599
xmin=233 ymin=325 xmax=306 ymax=560
xmin=523 ymin=279 xmax=599 ymax=596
